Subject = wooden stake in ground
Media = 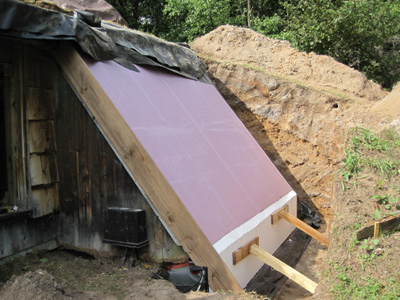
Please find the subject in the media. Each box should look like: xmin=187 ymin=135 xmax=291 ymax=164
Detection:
xmin=357 ymin=211 xmax=400 ymax=240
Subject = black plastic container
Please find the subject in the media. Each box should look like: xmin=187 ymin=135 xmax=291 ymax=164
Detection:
xmin=104 ymin=207 xmax=148 ymax=248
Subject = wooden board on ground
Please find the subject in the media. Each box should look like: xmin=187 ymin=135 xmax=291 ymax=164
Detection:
xmin=356 ymin=211 xmax=400 ymax=240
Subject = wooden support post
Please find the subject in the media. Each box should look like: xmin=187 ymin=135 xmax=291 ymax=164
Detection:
xmin=277 ymin=210 xmax=330 ymax=247
xmin=250 ymin=244 xmax=318 ymax=293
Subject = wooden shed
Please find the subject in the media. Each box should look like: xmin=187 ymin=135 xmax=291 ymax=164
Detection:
xmin=0 ymin=0 xmax=305 ymax=292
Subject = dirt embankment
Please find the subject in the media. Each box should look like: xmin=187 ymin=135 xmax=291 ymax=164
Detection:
xmin=190 ymin=25 xmax=392 ymax=220
xmin=191 ymin=25 xmax=400 ymax=299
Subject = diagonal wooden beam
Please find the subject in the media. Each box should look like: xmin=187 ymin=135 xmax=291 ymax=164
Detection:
xmin=52 ymin=42 xmax=242 ymax=292
xmin=250 ymin=244 xmax=318 ymax=293
xmin=272 ymin=209 xmax=330 ymax=247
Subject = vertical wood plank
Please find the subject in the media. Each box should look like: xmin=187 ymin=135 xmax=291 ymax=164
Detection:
xmin=32 ymin=184 xmax=59 ymax=216
xmin=27 ymin=87 xmax=54 ymax=120
xmin=28 ymin=120 xmax=56 ymax=153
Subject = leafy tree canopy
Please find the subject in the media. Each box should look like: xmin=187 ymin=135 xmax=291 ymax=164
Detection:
xmin=106 ymin=0 xmax=400 ymax=89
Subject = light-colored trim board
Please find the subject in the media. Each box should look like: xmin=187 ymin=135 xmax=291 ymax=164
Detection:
xmin=52 ymin=43 xmax=242 ymax=292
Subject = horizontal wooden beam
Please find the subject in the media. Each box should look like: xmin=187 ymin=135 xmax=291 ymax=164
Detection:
xmin=278 ymin=210 xmax=330 ymax=247
xmin=232 ymin=237 xmax=259 ymax=265
xmin=250 ymin=244 xmax=317 ymax=293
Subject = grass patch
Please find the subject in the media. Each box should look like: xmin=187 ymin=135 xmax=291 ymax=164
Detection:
xmin=332 ymin=265 xmax=400 ymax=300
xmin=328 ymin=127 xmax=400 ymax=299
xmin=340 ymin=127 xmax=400 ymax=182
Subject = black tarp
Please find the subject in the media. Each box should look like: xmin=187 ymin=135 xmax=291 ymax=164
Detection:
xmin=0 ymin=0 xmax=209 ymax=83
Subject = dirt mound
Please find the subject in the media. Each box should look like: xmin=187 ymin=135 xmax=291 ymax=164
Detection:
xmin=190 ymin=25 xmax=393 ymax=220
xmin=0 ymin=269 xmax=66 ymax=300
xmin=371 ymin=82 xmax=400 ymax=118
xmin=0 ymin=250 xmax=264 ymax=300
xmin=191 ymin=25 xmax=386 ymax=101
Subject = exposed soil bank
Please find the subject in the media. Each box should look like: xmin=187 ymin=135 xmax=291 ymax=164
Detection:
xmin=190 ymin=25 xmax=395 ymax=221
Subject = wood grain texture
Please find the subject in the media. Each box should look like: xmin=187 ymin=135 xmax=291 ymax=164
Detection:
xmin=52 ymin=43 xmax=242 ymax=292
xmin=29 ymin=153 xmax=58 ymax=186
xmin=28 ymin=121 xmax=56 ymax=153
xmin=31 ymin=184 xmax=59 ymax=216
xmin=250 ymin=244 xmax=317 ymax=293
xmin=271 ymin=205 xmax=289 ymax=224
xmin=232 ymin=237 xmax=259 ymax=265
xmin=279 ymin=210 xmax=330 ymax=247
xmin=27 ymin=87 xmax=54 ymax=120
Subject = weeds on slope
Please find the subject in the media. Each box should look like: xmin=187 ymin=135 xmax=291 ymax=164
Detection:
xmin=327 ymin=127 xmax=400 ymax=299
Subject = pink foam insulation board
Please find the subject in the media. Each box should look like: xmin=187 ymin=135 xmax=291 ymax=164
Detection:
xmin=84 ymin=58 xmax=293 ymax=248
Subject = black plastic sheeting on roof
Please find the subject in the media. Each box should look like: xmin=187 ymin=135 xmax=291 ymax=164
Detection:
xmin=0 ymin=0 xmax=209 ymax=83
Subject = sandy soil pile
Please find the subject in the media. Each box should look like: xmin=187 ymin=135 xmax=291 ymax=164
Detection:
xmin=372 ymin=82 xmax=400 ymax=117
xmin=0 ymin=250 xmax=262 ymax=300
xmin=0 ymin=270 xmax=66 ymax=300
xmin=190 ymin=25 xmax=397 ymax=220
xmin=190 ymin=25 xmax=386 ymax=101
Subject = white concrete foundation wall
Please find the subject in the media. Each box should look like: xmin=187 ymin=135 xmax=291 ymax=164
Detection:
xmin=214 ymin=191 xmax=297 ymax=288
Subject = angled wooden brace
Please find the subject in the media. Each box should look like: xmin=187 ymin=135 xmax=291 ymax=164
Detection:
xmin=272 ymin=206 xmax=330 ymax=247
xmin=232 ymin=237 xmax=318 ymax=293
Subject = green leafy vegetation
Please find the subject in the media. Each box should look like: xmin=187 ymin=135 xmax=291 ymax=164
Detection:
xmin=341 ymin=127 xmax=400 ymax=183
xmin=329 ymin=127 xmax=400 ymax=299
xmin=282 ymin=0 xmax=400 ymax=89
xmin=106 ymin=0 xmax=400 ymax=89
xmin=332 ymin=267 xmax=393 ymax=300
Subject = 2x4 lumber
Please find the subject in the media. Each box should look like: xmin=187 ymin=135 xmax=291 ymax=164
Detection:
xmin=250 ymin=244 xmax=318 ymax=294
xmin=356 ymin=211 xmax=400 ymax=240
xmin=278 ymin=210 xmax=330 ymax=247
xmin=52 ymin=42 xmax=242 ymax=292
xmin=232 ymin=237 xmax=259 ymax=265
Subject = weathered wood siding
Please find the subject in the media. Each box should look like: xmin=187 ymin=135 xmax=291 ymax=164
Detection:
xmin=53 ymin=55 xmax=186 ymax=261
xmin=0 ymin=39 xmax=58 ymax=261
xmin=24 ymin=46 xmax=60 ymax=217
xmin=0 ymin=215 xmax=57 ymax=261
xmin=0 ymin=38 xmax=186 ymax=262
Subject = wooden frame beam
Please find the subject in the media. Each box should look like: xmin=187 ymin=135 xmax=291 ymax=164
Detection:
xmin=53 ymin=43 xmax=242 ymax=292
